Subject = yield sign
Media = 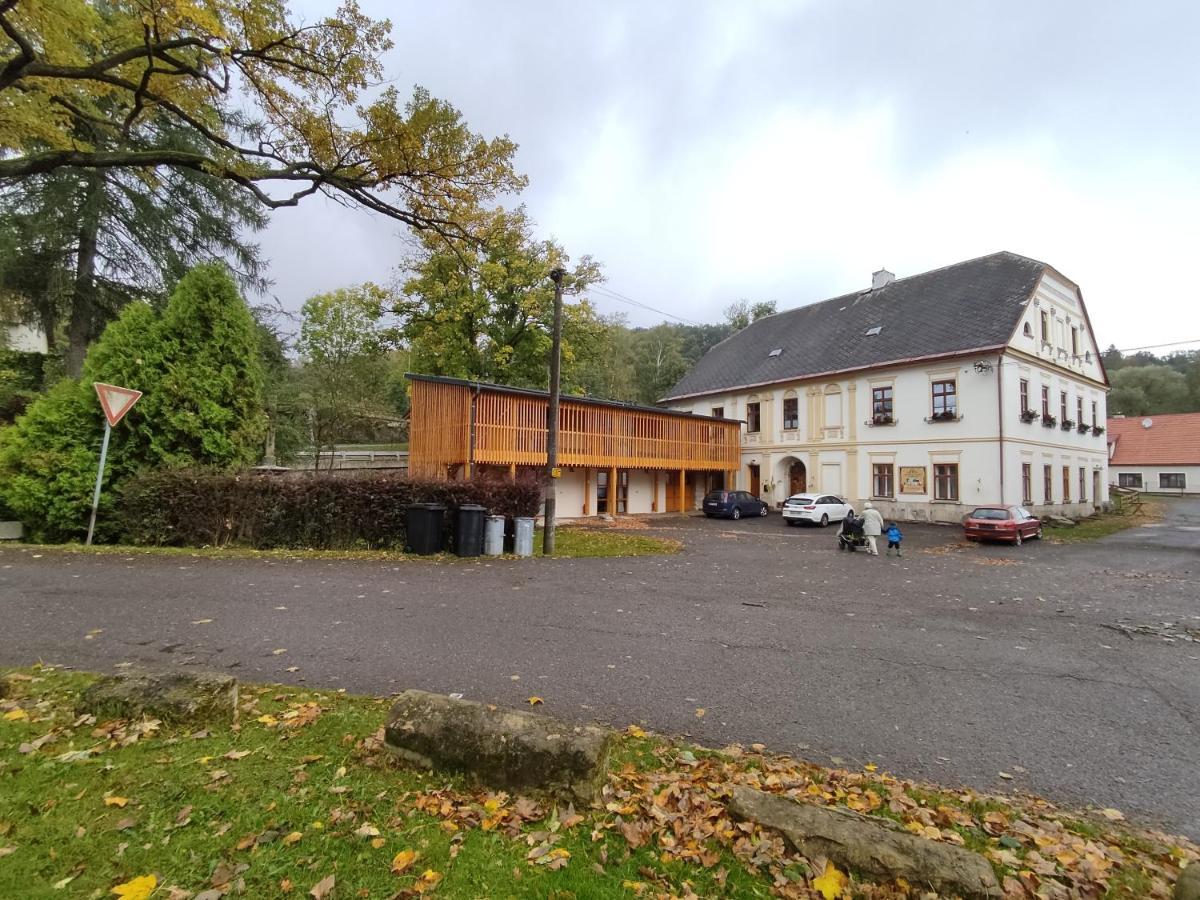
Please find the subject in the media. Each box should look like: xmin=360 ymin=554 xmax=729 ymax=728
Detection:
xmin=94 ymin=382 xmax=142 ymax=427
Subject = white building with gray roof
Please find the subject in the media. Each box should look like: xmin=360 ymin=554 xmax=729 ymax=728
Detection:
xmin=662 ymin=251 xmax=1110 ymax=522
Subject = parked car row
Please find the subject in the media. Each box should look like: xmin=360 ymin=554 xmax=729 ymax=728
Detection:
xmin=702 ymin=492 xmax=1044 ymax=547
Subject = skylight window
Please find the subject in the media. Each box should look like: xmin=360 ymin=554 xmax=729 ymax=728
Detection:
xmin=767 ymin=348 xmax=783 ymax=357
xmin=864 ymin=325 xmax=883 ymax=336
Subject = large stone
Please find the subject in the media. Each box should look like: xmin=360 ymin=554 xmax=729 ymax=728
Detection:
xmin=1176 ymin=863 xmax=1200 ymax=900
xmin=728 ymin=785 xmax=1001 ymax=899
xmin=384 ymin=690 xmax=614 ymax=803
xmin=78 ymin=669 xmax=238 ymax=725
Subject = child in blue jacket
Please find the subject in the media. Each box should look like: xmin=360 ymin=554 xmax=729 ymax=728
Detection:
xmin=886 ymin=522 xmax=903 ymax=557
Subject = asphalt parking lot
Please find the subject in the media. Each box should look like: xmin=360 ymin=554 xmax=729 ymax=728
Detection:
xmin=2 ymin=501 xmax=1198 ymax=836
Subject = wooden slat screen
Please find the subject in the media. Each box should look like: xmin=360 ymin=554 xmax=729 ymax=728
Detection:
xmin=408 ymin=380 xmax=739 ymax=477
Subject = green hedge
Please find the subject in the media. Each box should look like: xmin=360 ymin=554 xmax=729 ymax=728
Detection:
xmin=115 ymin=470 xmax=544 ymax=550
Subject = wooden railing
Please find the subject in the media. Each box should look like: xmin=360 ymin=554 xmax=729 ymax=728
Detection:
xmin=409 ymin=379 xmax=739 ymax=477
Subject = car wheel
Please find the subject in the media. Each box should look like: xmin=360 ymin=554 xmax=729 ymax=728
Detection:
xmin=731 ymin=507 xmax=741 ymax=520
xmin=759 ymin=504 xmax=768 ymax=517
xmin=1035 ymin=526 xmax=1043 ymax=540
xmin=1014 ymin=531 xmax=1023 ymax=546
xmin=819 ymin=514 xmax=829 ymax=527
xmin=846 ymin=509 xmax=854 ymax=519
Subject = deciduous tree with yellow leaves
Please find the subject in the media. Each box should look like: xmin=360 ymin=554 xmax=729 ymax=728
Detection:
xmin=0 ymin=0 xmax=524 ymax=235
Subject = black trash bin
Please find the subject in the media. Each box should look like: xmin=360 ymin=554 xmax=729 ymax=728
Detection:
xmin=454 ymin=504 xmax=488 ymax=557
xmin=405 ymin=503 xmax=446 ymax=555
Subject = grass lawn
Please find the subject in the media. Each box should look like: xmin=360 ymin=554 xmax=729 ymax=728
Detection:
xmin=0 ymin=527 xmax=678 ymax=564
xmin=536 ymin=527 xmax=681 ymax=558
xmin=1 ymin=667 xmax=1194 ymax=899
xmin=1044 ymin=500 xmax=1163 ymax=543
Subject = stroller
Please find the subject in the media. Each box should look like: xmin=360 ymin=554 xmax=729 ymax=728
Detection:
xmin=837 ymin=514 xmax=867 ymax=551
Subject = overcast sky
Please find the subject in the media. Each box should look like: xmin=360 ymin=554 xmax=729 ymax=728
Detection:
xmin=262 ymin=0 xmax=1200 ymax=354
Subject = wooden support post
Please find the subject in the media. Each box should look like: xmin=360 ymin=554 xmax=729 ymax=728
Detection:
xmin=609 ymin=465 xmax=618 ymax=515
xmin=678 ymin=469 xmax=686 ymax=513
xmin=509 ymin=463 xmax=517 ymax=482
xmin=583 ymin=469 xmax=591 ymax=516
xmin=651 ymin=471 xmax=658 ymax=512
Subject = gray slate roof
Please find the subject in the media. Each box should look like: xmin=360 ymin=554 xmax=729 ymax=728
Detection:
xmin=663 ymin=251 xmax=1048 ymax=400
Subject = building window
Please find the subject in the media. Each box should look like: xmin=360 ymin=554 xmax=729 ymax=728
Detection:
xmin=872 ymin=386 xmax=893 ymax=423
xmin=872 ymin=463 xmax=894 ymax=498
xmin=1044 ymin=464 xmax=1053 ymax=503
xmin=934 ymin=464 xmax=959 ymax=501
xmin=1023 ymin=322 xmax=1033 ymax=337
xmin=1071 ymin=326 xmax=1080 ymax=355
xmin=1079 ymin=467 xmax=1087 ymax=502
xmin=1091 ymin=401 xmax=1098 ymax=427
xmin=1076 ymin=397 xmax=1083 ymax=426
xmin=1019 ymin=379 xmax=1029 ymax=413
xmin=931 ymin=380 xmax=957 ymax=419
xmin=616 ymin=470 xmax=629 ymax=514
xmin=1041 ymin=385 xmax=1050 ymax=416
xmin=746 ymin=402 xmax=760 ymax=433
xmin=782 ymin=397 xmax=799 ymax=430
xmin=1022 ymin=463 xmax=1032 ymax=504
xmin=1062 ymin=466 xmax=1071 ymax=503
xmin=1118 ymin=473 xmax=1143 ymax=489
xmin=711 ymin=406 xmax=724 ymax=419
xmin=1059 ymin=391 xmax=1068 ymax=422
xmin=1160 ymin=473 xmax=1187 ymax=490
xmin=1040 ymin=310 xmax=1050 ymax=341
xmin=597 ymin=470 xmax=609 ymax=514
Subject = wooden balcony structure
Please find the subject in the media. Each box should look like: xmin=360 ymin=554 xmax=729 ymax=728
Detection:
xmin=407 ymin=375 xmax=740 ymax=514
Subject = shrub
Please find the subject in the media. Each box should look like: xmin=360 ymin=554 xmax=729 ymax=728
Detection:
xmin=116 ymin=470 xmax=544 ymax=550
xmin=0 ymin=265 xmax=266 ymax=540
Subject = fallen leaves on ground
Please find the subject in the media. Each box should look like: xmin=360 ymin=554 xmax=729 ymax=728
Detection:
xmin=110 ymin=874 xmax=157 ymax=900
xmin=391 ymin=849 xmax=418 ymax=874
xmin=812 ymin=860 xmax=846 ymax=899
xmin=308 ymin=874 xmax=335 ymax=899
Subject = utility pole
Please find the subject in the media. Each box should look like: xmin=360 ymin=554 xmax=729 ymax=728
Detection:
xmin=543 ymin=267 xmax=566 ymax=555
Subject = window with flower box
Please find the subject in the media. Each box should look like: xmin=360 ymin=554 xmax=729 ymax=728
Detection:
xmin=930 ymin=380 xmax=957 ymax=420
xmin=872 ymin=386 xmax=894 ymax=424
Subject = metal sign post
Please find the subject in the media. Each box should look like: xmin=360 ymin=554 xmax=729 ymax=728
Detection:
xmin=86 ymin=382 xmax=142 ymax=546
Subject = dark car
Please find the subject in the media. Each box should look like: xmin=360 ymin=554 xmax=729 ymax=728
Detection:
xmin=963 ymin=505 xmax=1042 ymax=545
xmin=702 ymin=490 xmax=768 ymax=520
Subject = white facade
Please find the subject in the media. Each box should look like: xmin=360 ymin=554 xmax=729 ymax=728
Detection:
xmin=2 ymin=322 xmax=48 ymax=353
xmin=1110 ymin=466 xmax=1198 ymax=495
xmin=549 ymin=468 xmax=669 ymax=519
xmin=668 ymin=270 xmax=1110 ymax=523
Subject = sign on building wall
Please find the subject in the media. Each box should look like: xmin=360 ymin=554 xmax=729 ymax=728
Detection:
xmin=900 ymin=466 xmax=926 ymax=494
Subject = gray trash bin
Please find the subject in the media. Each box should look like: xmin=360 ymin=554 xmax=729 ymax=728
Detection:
xmin=513 ymin=516 xmax=535 ymax=557
xmin=484 ymin=515 xmax=505 ymax=556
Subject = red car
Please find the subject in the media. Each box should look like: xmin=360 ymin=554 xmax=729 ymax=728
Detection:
xmin=962 ymin=505 xmax=1043 ymax=545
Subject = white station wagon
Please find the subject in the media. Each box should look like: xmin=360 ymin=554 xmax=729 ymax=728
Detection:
xmin=781 ymin=494 xmax=855 ymax=527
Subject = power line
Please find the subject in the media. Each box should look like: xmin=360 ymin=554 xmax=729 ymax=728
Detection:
xmin=1115 ymin=338 xmax=1200 ymax=354
xmin=588 ymin=284 xmax=705 ymax=327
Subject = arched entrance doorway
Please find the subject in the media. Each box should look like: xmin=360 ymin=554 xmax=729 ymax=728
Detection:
xmin=789 ymin=460 xmax=807 ymax=495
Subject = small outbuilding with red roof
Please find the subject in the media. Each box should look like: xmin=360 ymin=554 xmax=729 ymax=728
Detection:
xmin=1107 ymin=412 xmax=1200 ymax=494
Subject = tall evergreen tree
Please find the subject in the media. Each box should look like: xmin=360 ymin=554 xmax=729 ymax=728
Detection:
xmin=0 ymin=265 xmax=266 ymax=540
xmin=0 ymin=117 xmax=268 ymax=375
